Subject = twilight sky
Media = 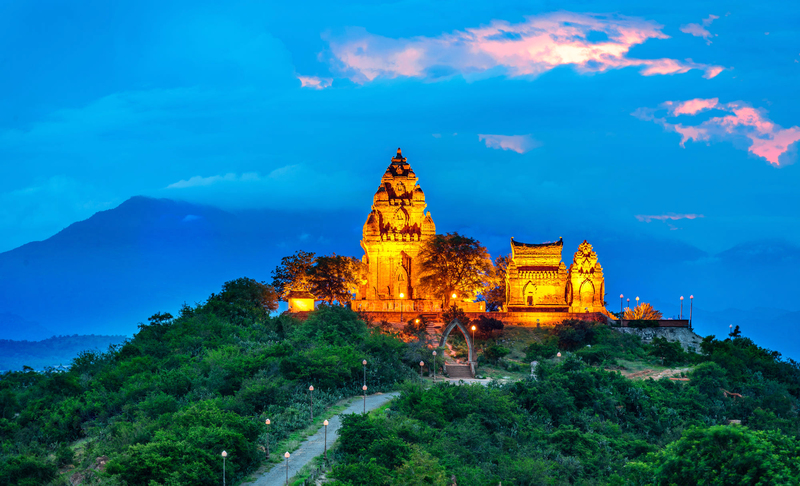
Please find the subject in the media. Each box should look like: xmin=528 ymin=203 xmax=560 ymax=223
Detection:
xmin=1 ymin=0 xmax=799 ymax=310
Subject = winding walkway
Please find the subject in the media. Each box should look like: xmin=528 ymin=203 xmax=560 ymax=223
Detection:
xmin=246 ymin=391 xmax=400 ymax=486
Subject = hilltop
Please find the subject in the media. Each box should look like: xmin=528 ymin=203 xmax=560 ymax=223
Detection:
xmin=1 ymin=279 xmax=799 ymax=485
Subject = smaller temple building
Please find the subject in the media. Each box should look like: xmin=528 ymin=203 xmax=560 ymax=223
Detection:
xmin=503 ymin=238 xmax=612 ymax=324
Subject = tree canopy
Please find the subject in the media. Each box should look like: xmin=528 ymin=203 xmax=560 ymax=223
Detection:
xmin=623 ymin=302 xmax=663 ymax=320
xmin=479 ymin=254 xmax=509 ymax=311
xmin=418 ymin=233 xmax=495 ymax=306
xmin=270 ymin=250 xmax=316 ymax=300
xmin=309 ymin=255 xmax=366 ymax=305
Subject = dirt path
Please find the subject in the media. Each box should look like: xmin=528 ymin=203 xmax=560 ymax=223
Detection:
xmin=244 ymin=391 xmax=399 ymax=486
xmin=613 ymin=367 xmax=690 ymax=380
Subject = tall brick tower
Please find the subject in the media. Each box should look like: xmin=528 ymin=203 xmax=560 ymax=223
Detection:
xmin=353 ymin=148 xmax=437 ymax=311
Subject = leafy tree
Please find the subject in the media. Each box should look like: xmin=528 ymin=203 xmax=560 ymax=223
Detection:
xmin=482 ymin=344 xmax=511 ymax=364
xmin=629 ymin=425 xmax=800 ymax=485
xmin=472 ymin=315 xmax=504 ymax=340
xmin=309 ymin=254 xmax=365 ymax=305
xmin=441 ymin=304 xmax=469 ymax=328
xmin=648 ymin=337 xmax=689 ymax=366
xmin=479 ymin=254 xmax=509 ymax=311
xmin=553 ymin=319 xmax=599 ymax=351
xmin=623 ymin=302 xmax=663 ymax=320
xmin=402 ymin=316 xmax=428 ymax=340
xmin=148 ymin=312 xmax=174 ymax=325
xmin=0 ymin=456 xmax=57 ymax=486
xmin=392 ymin=447 xmax=448 ymax=486
xmin=271 ymin=250 xmax=316 ymax=300
xmin=208 ymin=277 xmax=278 ymax=317
xmin=418 ymin=233 xmax=495 ymax=307
xmin=730 ymin=324 xmax=742 ymax=338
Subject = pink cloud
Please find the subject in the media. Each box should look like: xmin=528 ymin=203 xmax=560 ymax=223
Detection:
xmin=680 ymin=15 xmax=719 ymax=45
xmin=635 ymin=99 xmax=800 ymax=167
xmin=297 ymin=75 xmax=332 ymax=90
xmin=635 ymin=213 xmax=704 ymax=223
xmin=478 ymin=134 xmax=541 ymax=154
xmin=325 ymin=12 xmax=723 ymax=83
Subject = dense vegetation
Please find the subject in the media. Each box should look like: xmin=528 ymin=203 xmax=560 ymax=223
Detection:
xmin=0 ymin=278 xmax=420 ymax=486
xmin=4 ymin=280 xmax=800 ymax=485
xmin=0 ymin=335 xmax=127 ymax=372
xmin=330 ymin=323 xmax=800 ymax=485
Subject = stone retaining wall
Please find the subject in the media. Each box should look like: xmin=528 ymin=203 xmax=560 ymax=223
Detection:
xmin=614 ymin=327 xmax=704 ymax=352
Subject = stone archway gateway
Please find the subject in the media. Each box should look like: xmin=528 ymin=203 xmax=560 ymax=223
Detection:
xmin=438 ymin=319 xmax=476 ymax=377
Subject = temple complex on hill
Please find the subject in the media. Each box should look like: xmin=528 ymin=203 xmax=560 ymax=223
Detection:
xmin=343 ymin=148 xmax=613 ymax=325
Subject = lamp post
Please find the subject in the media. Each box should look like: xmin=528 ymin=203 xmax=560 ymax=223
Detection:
xmin=221 ymin=451 xmax=227 ymax=486
xmin=399 ymin=292 xmax=405 ymax=322
xmin=362 ymin=385 xmax=368 ymax=413
xmin=362 ymin=359 xmax=367 ymax=388
xmin=627 ymin=298 xmax=630 ymax=311
xmin=309 ymin=386 xmax=314 ymax=422
xmin=690 ymin=295 xmax=694 ymax=328
xmin=620 ymin=294 xmax=623 ymax=314
xmin=323 ymin=420 xmax=329 ymax=461
xmin=265 ymin=419 xmax=271 ymax=460
xmin=536 ymin=318 xmax=540 ymax=329
xmin=556 ymin=352 xmax=562 ymax=358
xmin=635 ymin=296 xmax=639 ymax=309
xmin=432 ymin=350 xmax=437 ymax=382
xmin=471 ymin=325 xmax=476 ymax=361
xmin=284 ymin=452 xmax=290 ymax=485
xmin=680 ymin=296 xmax=684 ymax=319
xmin=419 ymin=361 xmax=424 ymax=379
xmin=729 ymin=324 xmax=733 ymax=337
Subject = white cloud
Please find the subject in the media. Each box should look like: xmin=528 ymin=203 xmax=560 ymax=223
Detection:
xmin=324 ymin=12 xmax=724 ymax=83
xmin=297 ymin=75 xmax=333 ymax=89
xmin=634 ymin=99 xmax=800 ymax=167
xmin=478 ymin=134 xmax=541 ymax=154
xmin=680 ymin=15 xmax=719 ymax=45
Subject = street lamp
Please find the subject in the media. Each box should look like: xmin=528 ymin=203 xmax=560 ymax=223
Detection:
xmin=399 ymin=292 xmax=405 ymax=322
xmin=690 ymin=295 xmax=694 ymax=328
xmin=362 ymin=385 xmax=368 ymax=413
xmin=284 ymin=452 xmax=290 ymax=485
xmin=635 ymin=296 xmax=639 ymax=308
xmin=323 ymin=420 xmax=329 ymax=461
xmin=221 ymin=451 xmax=227 ymax=486
xmin=432 ymin=351 xmax=437 ymax=382
xmin=419 ymin=361 xmax=424 ymax=379
xmin=680 ymin=296 xmax=684 ymax=319
xmin=536 ymin=318 xmax=540 ymax=329
xmin=620 ymin=294 xmax=623 ymax=314
xmin=309 ymin=386 xmax=314 ymax=421
xmin=362 ymin=359 xmax=367 ymax=388
xmin=265 ymin=419 xmax=271 ymax=460
xmin=556 ymin=352 xmax=562 ymax=358
xmin=627 ymin=298 xmax=630 ymax=310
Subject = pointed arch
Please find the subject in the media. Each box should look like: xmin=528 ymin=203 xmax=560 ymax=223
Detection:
xmin=523 ymin=281 xmax=537 ymax=306
xmin=579 ymin=279 xmax=595 ymax=307
xmin=439 ymin=319 xmax=476 ymax=370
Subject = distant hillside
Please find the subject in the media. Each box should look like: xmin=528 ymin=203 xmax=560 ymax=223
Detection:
xmin=0 ymin=334 xmax=127 ymax=371
xmin=0 ymin=195 xmax=799 ymax=359
xmin=0 ymin=312 xmax=53 ymax=341
xmin=0 ymin=196 xmax=362 ymax=337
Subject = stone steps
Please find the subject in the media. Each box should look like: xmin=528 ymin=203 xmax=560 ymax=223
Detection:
xmin=446 ymin=364 xmax=473 ymax=379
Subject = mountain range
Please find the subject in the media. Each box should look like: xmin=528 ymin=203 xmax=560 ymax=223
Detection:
xmin=0 ymin=196 xmax=798 ymax=359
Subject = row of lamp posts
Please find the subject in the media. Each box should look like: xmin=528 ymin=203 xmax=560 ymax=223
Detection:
xmin=223 ymin=343 xmax=479 ymax=485
xmin=222 ymin=358 xmax=374 ymax=484
xmin=619 ymin=294 xmax=694 ymax=325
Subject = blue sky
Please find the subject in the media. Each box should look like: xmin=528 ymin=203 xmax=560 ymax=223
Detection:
xmin=1 ymin=0 xmax=799 ymax=312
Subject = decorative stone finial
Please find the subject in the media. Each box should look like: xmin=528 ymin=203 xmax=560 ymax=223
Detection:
xmin=392 ymin=147 xmax=407 ymax=163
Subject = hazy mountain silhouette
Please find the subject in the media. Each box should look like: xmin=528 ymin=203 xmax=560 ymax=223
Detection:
xmin=0 ymin=196 xmax=362 ymax=337
xmin=0 ymin=196 xmax=798 ymax=359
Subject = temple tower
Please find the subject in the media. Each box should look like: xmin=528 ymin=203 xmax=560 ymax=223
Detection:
xmin=353 ymin=148 xmax=437 ymax=311
xmin=567 ymin=240 xmax=605 ymax=312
